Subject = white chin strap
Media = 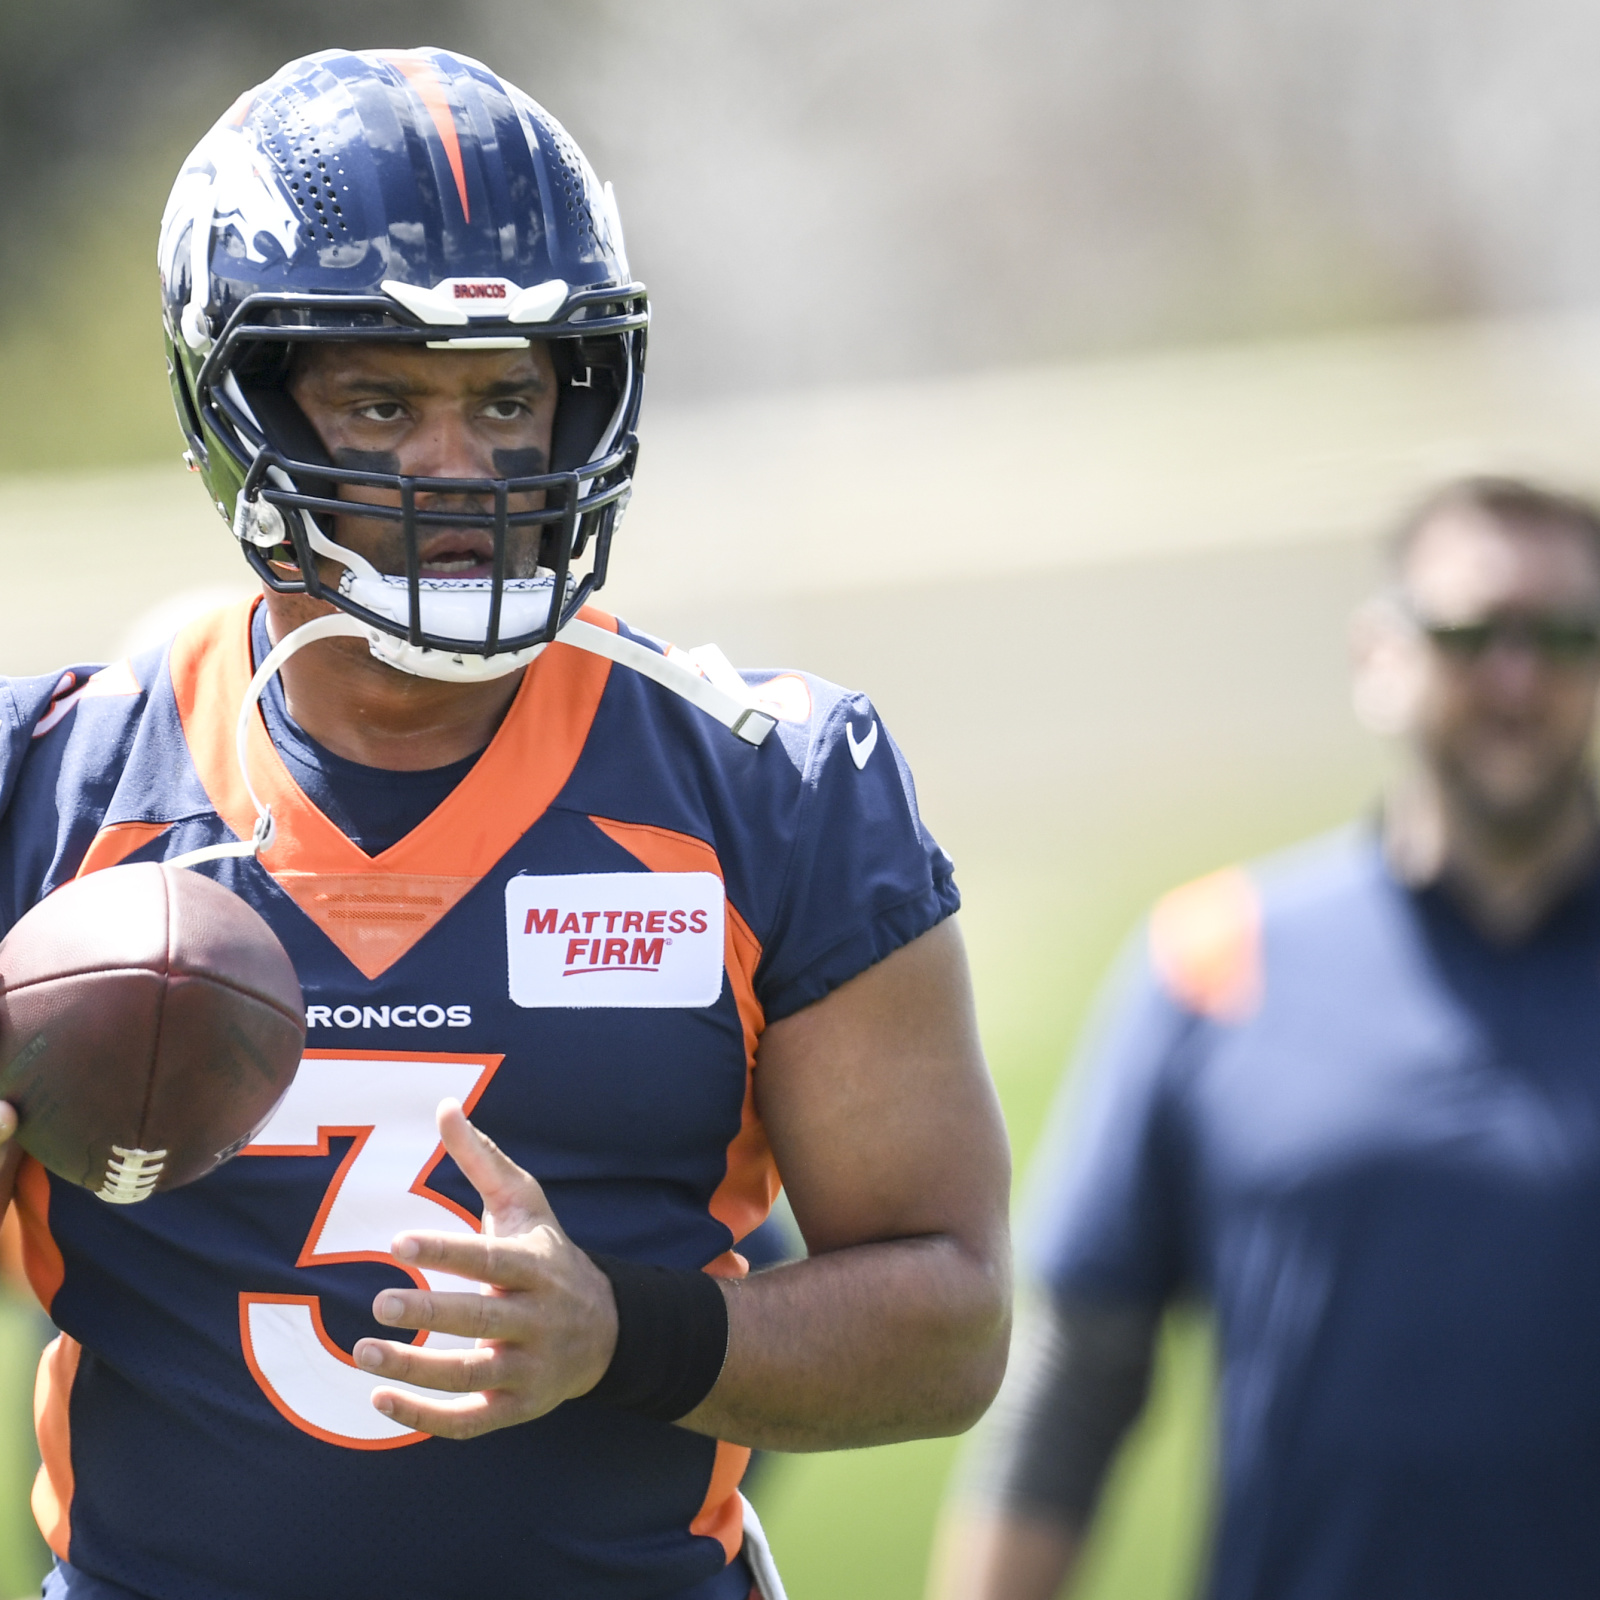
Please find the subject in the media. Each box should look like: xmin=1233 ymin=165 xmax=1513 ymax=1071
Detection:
xmin=335 ymin=567 xmax=567 ymax=683
xmin=165 ymin=609 xmax=778 ymax=871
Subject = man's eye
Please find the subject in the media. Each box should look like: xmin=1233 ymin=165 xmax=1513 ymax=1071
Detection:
xmin=482 ymin=399 xmax=528 ymax=421
xmin=358 ymin=402 xmax=406 ymax=423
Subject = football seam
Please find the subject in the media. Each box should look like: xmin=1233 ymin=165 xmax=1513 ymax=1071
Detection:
xmin=132 ymin=884 xmax=174 ymax=1162
xmin=0 ymin=968 xmax=305 ymax=1032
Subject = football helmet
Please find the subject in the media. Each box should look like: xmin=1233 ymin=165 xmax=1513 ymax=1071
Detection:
xmin=158 ymin=47 xmax=648 ymax=681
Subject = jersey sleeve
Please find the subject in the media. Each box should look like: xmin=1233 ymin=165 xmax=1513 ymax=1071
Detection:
xmin=0 ymin=669 xmax=96 ymax=932
xmin=1023 ymin=935 xmax=1201 ymax=1308
xmin=754 ymin=691 xmax=959 ymax=1022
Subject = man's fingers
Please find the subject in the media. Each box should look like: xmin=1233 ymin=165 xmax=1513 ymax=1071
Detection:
xmin=436 ymin=1098 xmax=551 ymax=1228
xmin=0 ymin=1102 xmax=17 ymax=1145
xmin=354 ymin=1336 xmax=504 ymax=1393
xmin=372 ymin=1285 xmax=522 ymax=1340
xmin=367 ymin=1384 xmax=516 ymax=1441
xmin=389 ymin=1225 xmax=566 ymax=1289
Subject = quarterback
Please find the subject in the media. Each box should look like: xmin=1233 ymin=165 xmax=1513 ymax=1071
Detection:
xmin=0 ymin=48 xmax=1011 ymax=1600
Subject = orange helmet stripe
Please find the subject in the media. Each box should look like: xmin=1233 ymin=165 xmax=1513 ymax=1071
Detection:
xmin=384 ymin=51 xmax=472 ymax=224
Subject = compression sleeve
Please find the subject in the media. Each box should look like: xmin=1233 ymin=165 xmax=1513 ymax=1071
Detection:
xmin=952 ymin=1293 xmax=1159 ymax=1527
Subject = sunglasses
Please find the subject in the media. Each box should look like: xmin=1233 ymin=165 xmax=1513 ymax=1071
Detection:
xmin=1418 ymin=614 xmax=1600 ymax=664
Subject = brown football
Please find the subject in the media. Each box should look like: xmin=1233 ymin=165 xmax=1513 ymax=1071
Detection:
xmin=0 ymin=862 xmax=305 ymax=1203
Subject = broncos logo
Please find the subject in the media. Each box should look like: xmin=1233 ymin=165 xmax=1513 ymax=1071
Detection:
xmin=159 ymin=125 xmax=304 ymax=300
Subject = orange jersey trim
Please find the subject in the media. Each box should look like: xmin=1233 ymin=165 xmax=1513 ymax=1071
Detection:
xmin=14 ymin=1157 xmax=63 ymax=1313
xmin=32 ymin=1332 xmax=80 ymax=1560
xmin=587 ymin=816 xmax=779 ymax=1246
xmin=74 ymin=820 xmax=172 ymax=879
xmin=587 ymin=816 xmax=769 ymax=1564
xmin=1148 ymin=866 xmax=1263 ymax=1022
xmin=168 ymin=600 xmax=615 ymax=978
xmin=690 ymin=1440 xmax=753 ymax=1564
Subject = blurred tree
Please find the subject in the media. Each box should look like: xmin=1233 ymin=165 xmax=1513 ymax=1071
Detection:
xmin=0 ymin=0 xmax=491 ymax=472
xmin=0 ymin=0 xmax=484 ymax=281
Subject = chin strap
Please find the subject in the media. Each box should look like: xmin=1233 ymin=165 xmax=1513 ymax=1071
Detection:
xmin=556 ymin=620 xmax=779 ymax=747
xmin=164 ymin=610 xmax=778 ymax=872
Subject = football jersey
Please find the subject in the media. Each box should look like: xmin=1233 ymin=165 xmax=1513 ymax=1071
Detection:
xmin=0 ymin=599 xmax=958 ymax=1600
xmin=1031 ymin=830 xmax=1600 ymax=1600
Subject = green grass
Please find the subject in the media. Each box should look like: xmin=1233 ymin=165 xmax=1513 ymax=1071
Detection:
xmin=0 ymin=1291 xmax=49 ymax=1598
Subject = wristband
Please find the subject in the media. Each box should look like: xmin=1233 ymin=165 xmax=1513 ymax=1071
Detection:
xmin=585 ymin=1254 xmax=731 ymax=1422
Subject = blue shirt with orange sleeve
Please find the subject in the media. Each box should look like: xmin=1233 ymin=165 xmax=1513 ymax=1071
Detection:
xmin=1030 ymin=830 xmax=1600 ymax=1600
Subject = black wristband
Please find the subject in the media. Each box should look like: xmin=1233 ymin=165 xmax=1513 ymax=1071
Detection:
xmin=584 ymin=1254 xmax=731 ymax=1422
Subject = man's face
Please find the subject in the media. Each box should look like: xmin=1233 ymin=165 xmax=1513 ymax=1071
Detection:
xmin=1383 ymin=510 xmax=1600 ymax=834
xmin=288 ymin=340 xmax=560 ymax=580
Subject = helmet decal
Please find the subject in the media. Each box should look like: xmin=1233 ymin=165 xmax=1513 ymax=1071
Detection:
xmin=160 ymin=125 xmax=303 ymax=291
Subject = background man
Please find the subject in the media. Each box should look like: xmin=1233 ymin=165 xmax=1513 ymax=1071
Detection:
xmin=929 ymin=475 xmax=1600 ymax=1599
xmin=0 ymin=47 xmax=1010 ymax=1600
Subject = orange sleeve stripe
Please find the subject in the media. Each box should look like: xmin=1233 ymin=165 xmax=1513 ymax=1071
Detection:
xmin=383 ymin=53 xmax=472 ymax=222
xmin=1148 ymin=866 xmax=1263 ymax=1022
xmin=31 ymin=1332 xmax=80 ymax=1561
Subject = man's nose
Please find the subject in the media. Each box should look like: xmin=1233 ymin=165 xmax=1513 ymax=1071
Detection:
xmin=408 ymin=408 xmax=493 ymax=482
xmin=1477 ymin=636 xmax=1546 ymax=701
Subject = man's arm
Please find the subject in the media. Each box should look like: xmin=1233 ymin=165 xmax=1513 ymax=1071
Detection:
xmin=925 ymin=1294 xmax=1159 ymax=1600
xmin=353 ymin=917 xmax=1014 ymax=1448
xmin=679 ymin=914 xmax=1013 ymax=1448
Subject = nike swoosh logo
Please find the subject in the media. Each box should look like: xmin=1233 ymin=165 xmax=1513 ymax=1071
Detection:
xmin=845 ymin=718 xmax=879 ymax=770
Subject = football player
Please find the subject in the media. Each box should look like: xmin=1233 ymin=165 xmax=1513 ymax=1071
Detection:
xmin=0 ymin=49 xmax=1010 ymax=1600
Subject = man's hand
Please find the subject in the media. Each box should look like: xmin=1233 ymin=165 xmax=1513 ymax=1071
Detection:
xmin=352 ymin=1098 xmax=619 ymax=1439
xmin=0 ymin=1100 xmax=19 ymax=1216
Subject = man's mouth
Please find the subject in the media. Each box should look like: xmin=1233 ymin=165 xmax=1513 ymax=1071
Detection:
xmin=418 ymin=533 xmax=494 ymax=578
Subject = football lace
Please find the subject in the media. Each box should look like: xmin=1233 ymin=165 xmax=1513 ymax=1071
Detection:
xmin=96 ymin=1145 xmax=169 ymax=1205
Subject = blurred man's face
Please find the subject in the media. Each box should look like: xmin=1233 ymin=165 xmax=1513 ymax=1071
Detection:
xmin=1391 ymin=511 xmax=1600 ymax=835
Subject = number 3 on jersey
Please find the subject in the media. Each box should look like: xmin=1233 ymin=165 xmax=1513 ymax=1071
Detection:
xmin=238 ymin=1049 xmax=502 ymax=1449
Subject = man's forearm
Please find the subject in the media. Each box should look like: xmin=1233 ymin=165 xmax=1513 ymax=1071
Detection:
xmin=925 ymin=1293 xmax=1158 ymax=1599
xmin=678 ymin=1231 xmax=1011 ymax=1452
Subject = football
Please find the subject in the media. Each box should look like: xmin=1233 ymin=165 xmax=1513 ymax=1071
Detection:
xmin=0 ymin=862 xmax=305 ymax=1203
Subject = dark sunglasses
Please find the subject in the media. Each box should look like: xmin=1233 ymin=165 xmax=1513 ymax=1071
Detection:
xmin=1419 ymin=614 xmax=1600 ymax=664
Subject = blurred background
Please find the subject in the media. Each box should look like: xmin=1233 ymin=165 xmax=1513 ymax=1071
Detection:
xmin=5 ymin=1 xmax=1600 ymax=1594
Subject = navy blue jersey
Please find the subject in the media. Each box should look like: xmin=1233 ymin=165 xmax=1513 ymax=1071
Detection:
xmin=0 ymin=600 xmax=957 ymax=1600
xmin=1029 ymin=829 xmax=1600 ymax=1600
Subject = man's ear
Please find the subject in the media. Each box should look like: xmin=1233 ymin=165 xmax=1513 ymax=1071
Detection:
xmin=1351 ymin=595 xmax=1425 ymax=737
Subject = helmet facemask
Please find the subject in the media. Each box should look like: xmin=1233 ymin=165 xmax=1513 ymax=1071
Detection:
xmin=202 ymin=310 xmax=641 ymax=682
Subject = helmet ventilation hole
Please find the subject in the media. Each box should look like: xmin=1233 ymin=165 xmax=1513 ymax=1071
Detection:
xmin=258 ymin=92 xmax=350 ymax=246
xmin=530 ymin=110 xmax=599 ymax=255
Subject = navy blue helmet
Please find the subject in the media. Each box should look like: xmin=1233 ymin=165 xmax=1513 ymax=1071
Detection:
xmin=158 ymin=48 xmax=648 ymax=679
